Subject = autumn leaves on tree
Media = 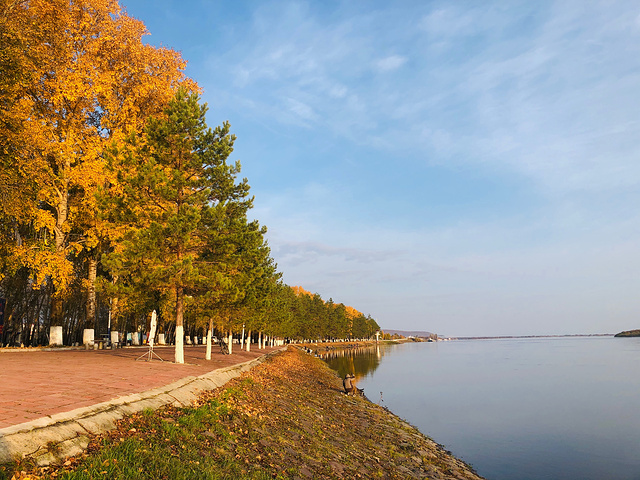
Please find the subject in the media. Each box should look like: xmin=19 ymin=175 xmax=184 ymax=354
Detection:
xmin=0 ymin=0 xmax=379 ymax=359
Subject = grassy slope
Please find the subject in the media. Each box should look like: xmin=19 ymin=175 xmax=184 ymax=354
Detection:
xmin=5 ymin=347 xmax=484 ymax=480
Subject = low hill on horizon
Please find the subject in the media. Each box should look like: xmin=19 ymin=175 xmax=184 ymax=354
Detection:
xmin=382 ymin=328 xmax=437 ymax=338
xmin=614 ymin=329 xmax=640 ymax=337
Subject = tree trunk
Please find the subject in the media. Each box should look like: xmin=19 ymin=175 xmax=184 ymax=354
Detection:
xmin=49 ymin=296 xmax=63 ymax=332
xmin=49 ymin=174 xmax=69 ymax=330
xmin=246 ymin=330 xmax=252 ymax=352
xmin=86 ymin=256 xmax=97 ymax=329
xmin=54 ymin=177 xmax=68 ymax=252
xmin=110 ymin=275 xmax=119 ymax=334
xmin=227 ymin=329 xmax=233 ymax=355
xmin=258 ymin=331 xmax=262 ymax=350
xmin=205 ymin=318 xmax=213 ymax=360
xmin=175 ymin=286 xmax=184 ymax=364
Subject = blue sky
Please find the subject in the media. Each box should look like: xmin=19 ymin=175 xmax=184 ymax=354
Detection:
xmin=120 ymin=0 xmax=640 ymax=336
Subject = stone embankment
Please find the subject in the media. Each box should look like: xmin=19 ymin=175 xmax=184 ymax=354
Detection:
xmin=0 ymin=352 xmax=280 ymax=467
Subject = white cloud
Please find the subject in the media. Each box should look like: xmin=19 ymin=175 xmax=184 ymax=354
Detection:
xmin=419 ymin=7 xmax=476 ymax=38
xmin=201 ymin=0 xmax=640 ymax=335
xmin=328 ymin=84 xmax=348 ymax=98
xmin=374 ymin=55 xmax=407 ymax=72
xmin=264 ymin=201 xmax=640 ymax=335
xmin=285 ymin=97 xmax=317 ymax=123
xmin=202 ymin=1 xmax=640 ymax=196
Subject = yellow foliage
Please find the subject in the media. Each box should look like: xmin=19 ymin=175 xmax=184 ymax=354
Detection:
xmin=0 ymin=0 xmax=198 ymax=294
xmin=291 ymin=287 xmax=363 ymax=316
xmin=291 ymin=285 xmax=313 ymax=297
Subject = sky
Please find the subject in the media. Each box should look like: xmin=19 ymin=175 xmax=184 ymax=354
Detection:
xmin=120 ymin=0 xmax=640 ymax=337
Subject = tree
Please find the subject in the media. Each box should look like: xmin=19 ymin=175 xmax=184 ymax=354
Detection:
xmin=284 ymin=285 xmax=379 ymax=341
xmin=232 ymin=232 xmax=280 ymax=351
xmin=193 ymin=198 xmax=280 ymax=357
xmin=0 ymin=0 xmax=194 ymax=343
xmin=101 ymin=89 xmax=250 ymax=363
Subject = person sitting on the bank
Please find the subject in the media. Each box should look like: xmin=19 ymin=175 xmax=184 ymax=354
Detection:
xmin=343 ymin=373 xmax=356 ymax=395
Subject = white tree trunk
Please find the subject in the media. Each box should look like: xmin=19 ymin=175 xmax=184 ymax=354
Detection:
xmin=228 ymin=330 xmax=233 ymax=355
xmin=246 ymin=330 xmax=252 ymax=352
xmin=175 ymin=325 xmax=184 ymax=364
xmin=205 ymin=326 xmax=212 ymax=360
xmin=175 ymin=285 xmax=185 ymax=364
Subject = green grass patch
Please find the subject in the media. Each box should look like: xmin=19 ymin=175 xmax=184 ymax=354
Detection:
xmin=3 ymin=387 xmax=293 ymax=480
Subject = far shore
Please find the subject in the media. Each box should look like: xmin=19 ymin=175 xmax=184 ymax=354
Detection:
xmin=298 ymin=337 xmax=422 ymax=348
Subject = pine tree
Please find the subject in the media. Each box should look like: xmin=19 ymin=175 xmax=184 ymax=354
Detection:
xmin=101 ymin=89 xmax=249 ymax=363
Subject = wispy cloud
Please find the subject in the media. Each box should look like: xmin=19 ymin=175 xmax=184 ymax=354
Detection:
xmin=418 ymin=6 xmax=479 ymax=39
xmin=374 ymin=55 xmax=406 ymax=72
xmin=189 ymin=0 xmax=640 ymax=335
xmin=215 ymin=1 xmax=640 ymax=195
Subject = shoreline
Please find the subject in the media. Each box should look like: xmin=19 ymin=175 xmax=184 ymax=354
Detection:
xmin=4 ymin=345 xmax=484 ymax=479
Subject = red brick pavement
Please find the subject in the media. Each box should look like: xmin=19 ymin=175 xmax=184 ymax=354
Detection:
xmin=0 ymin=344 xmax=279 ymax=429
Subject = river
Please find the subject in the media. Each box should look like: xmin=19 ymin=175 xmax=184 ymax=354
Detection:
xmin=322 ymin=336 xmax=640 ymax=480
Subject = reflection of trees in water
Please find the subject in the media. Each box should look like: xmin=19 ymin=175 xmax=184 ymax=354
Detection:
xmin=320 ymin=345 xmax=384 ymax=381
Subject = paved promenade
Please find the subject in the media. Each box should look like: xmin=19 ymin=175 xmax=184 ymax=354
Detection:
xmin=0 ymin=344 xmax=279 ymax=429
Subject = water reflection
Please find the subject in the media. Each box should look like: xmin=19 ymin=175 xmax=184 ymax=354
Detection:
xmin=320 ymin=343 xmax=386 ymax=381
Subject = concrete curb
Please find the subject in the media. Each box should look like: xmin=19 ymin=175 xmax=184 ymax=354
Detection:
xmin=0 ymin=348 xmax=283 ymax=466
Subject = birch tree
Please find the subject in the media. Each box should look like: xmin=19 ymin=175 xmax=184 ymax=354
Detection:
xmin=0 ymin=0 xmax=194 ymax=339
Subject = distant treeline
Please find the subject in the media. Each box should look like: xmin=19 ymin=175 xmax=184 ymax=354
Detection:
xmin=0 ymin=0 xmax=379 ymax=356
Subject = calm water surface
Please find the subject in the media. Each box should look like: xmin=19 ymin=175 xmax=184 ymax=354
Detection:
xmin=323 ymin=337 xmax=640 ymax=480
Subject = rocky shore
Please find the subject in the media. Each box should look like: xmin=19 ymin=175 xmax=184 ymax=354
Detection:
xmin=6 ymin=346 xmax=483 ymax=479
